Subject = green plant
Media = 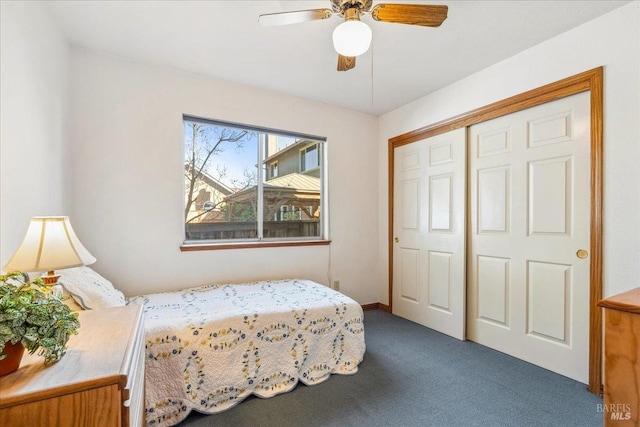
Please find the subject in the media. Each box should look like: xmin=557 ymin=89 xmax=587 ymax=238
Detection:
xmin=0 ymin=271 xmax=80 ymax=364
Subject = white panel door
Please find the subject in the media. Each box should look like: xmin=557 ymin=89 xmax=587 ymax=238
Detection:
xmin=393 ymin=128 xmax=466 ymax=340
xmin=467 ymin=91 xmax=591 ymax=383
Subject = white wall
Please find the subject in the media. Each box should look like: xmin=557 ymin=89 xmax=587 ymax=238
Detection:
xmin=4 ymin=2 xmax=635 ymax=307
xmin=377 ymin=1 xmax=640 ymax=303
xmin=0 ymin=2 xmax=70 ymax=267
xmin=69 ymin=50 xmax=379 ymax=303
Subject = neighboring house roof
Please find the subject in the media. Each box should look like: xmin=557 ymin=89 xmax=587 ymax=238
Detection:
xmin=265 ymin=173 xmax=319 ymax=192
xmin=226 ymin=173 xmax=319 ymax=203
xmin=184 ymin=163 xmax=233 ymax=196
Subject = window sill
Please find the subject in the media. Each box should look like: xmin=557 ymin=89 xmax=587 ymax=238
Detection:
xmin=180 ymin=240 xmax=331 ymax=251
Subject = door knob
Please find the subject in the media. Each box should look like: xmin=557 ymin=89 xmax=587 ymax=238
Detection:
xmin=576 ymin=249 xmax=588 ymax=259
xmin=394 ymin=237 xmax=399 ymax=243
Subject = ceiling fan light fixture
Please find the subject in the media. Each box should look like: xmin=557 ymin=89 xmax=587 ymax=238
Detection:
xmin=332 ymin=20 xmax=372 ymax=57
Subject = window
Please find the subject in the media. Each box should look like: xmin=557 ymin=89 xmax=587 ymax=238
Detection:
xmin=183 ymin=116 xmax=326 ymax=245
xmin=269 ymin=161 xmax=278 ymax=179
xmin=300 ymin=144 xmax=319 ymax=172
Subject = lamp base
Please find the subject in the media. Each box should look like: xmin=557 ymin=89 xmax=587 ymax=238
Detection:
xmin=41 ymin=271 xmax=64 ymax=298
xmin=41 ymin=271 xmax=60 ymax=286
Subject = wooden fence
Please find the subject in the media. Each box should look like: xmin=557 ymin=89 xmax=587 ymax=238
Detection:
xmin=185 ymin=220 xmax=320 ymax=240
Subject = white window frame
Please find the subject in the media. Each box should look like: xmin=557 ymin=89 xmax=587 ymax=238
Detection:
xmin=182 ymin=115 xmax=329 ymax=250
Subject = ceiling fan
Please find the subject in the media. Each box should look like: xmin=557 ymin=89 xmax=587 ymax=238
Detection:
xmin=259 ymin=0 xmax=448 ymax=71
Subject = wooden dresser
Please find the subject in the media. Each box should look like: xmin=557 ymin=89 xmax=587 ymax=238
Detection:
xmin=598 ymin=288 xmax=640 ymax=426
xmin=0 ymin=305 xmax=145 ymax=427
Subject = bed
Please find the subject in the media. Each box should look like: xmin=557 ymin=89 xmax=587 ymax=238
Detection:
xmin=58 ymin=267 xmax=366 ymax=427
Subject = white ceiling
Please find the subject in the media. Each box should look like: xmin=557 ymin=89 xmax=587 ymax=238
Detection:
xmin=48 ymin=0 xmax=630 ymax=116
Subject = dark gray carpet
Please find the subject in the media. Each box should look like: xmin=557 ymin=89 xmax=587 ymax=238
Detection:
xmin=180 ymin=310 xmax=602 ymax=426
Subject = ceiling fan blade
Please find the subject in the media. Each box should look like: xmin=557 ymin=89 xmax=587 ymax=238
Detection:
xmin=371 ymin=4 xmax=448 ymax=27
xmin=259 ymin=8 xmax=333 ymax=26
xmin=337 ymin=55 xmax=356 ymax=72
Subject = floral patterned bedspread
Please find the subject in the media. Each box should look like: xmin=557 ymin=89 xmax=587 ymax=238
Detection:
xmin=127 ymin=279 xmax=366 ymax=427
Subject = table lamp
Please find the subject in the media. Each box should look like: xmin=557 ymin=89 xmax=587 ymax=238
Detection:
xmin=2 ymin=217 xmax=96 ymax=293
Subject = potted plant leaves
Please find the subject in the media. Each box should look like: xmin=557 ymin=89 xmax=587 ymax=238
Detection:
xmin=0 ymin=271 xmax=80 ymax=376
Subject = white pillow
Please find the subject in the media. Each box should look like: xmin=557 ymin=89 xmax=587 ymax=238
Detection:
xmin=58 ymin=266 xmax=126 ymax=310
xmin=60 ymin=288 xmax=85 ymax=311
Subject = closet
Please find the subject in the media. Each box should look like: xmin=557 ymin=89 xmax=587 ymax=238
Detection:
xmin=388 ymin=69 xmax=603 ymax=391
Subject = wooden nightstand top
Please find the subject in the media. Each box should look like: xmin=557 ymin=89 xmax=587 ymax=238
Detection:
xmin=598 ymin=287 xmax=640 ymax=314
xmin=0 ymin=305 xmax=144 ymax=408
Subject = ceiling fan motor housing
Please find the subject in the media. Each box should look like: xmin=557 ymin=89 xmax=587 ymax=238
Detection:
xmin=332 ymin=0 xmax=373 ymax=15
xmin=344 ymin=7 xmax=361 ymax=21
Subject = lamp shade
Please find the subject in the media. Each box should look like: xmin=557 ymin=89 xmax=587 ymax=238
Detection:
xmin=3 ymin=216 xmax=96 ymax=273
xmin=332 ymin=20 xmax=372 ymax=57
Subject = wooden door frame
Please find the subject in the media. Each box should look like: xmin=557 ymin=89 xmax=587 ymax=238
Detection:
xmin=387 ymin=67 xmax=604 ymax=394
